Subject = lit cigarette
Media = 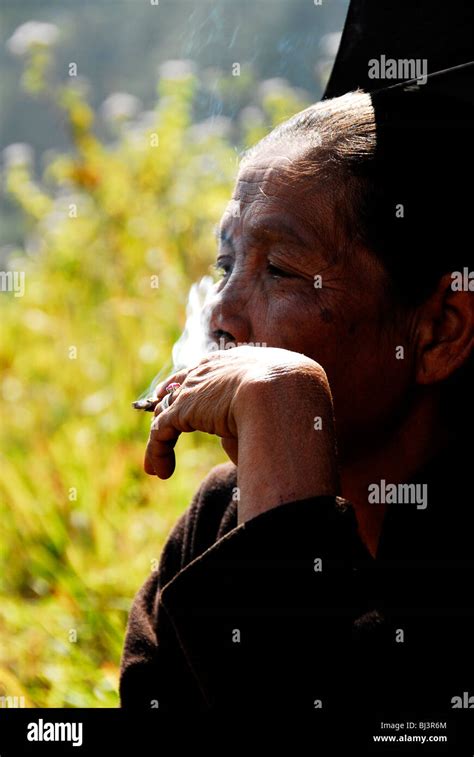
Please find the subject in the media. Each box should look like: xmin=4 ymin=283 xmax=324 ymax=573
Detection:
xmin=133 ymin=382 xmax=181 ymax=412
xmin=132 ymin=397 xmax=159 ymax=412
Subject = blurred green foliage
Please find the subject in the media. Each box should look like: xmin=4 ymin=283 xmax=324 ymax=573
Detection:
xmin=0 ymin=33 xmax=308 ymax=707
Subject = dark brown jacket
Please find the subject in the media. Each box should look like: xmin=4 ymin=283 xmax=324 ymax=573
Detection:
xmin=120 ymin=443 xmax=474 ymax=713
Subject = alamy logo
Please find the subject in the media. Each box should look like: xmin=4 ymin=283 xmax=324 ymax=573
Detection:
xmin=0 ymin=695 xmax=25 ymax=707
xmin=368 ymin=55 xmax=428 ymax=85
xmin=27 ymin=719 xmax=83 ymax=747
xmin=451 ymin=692 xmax=474 ymax=708
xmin=208 ymin=337 xmax=268 ymax=352
xmin=451 ymin=268 xmax=474 ymax=291
xmin=0 ymin=270 xmax=25 ymax=297
xmin=368 ymin=480 xmax=428 ymax=509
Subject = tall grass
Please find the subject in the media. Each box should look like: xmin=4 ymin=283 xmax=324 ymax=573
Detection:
xmin=0 ymin=35 xmax=307 ymax=706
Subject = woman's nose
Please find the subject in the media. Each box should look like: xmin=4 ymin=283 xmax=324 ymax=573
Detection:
xmin=204 ymin=288 xmax=251 ymax=347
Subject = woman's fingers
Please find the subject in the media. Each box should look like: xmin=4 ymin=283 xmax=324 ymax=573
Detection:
xmin=145 ymin=413 xmax=181 ymax=478
xmin=145 ymin=375 xmax=187 ymax=477
xmin=153 ymin=369 xmax=189 ymax=402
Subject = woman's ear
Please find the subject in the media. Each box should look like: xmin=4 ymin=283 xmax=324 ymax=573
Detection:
xmin=415 ymin=272 xmax=474 ymax=385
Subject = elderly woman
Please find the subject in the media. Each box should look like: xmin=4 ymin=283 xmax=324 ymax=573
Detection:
xmin=120 ymin=69 xmax=474 ymax=713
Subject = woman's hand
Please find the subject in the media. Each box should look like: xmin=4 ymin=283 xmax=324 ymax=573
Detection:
xmin=145 ymin=345 xmax=324 ymax=476
xmin=144 ymin=346 xmax=340 ymax=523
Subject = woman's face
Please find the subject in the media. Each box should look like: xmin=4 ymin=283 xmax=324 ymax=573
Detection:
xmin=205 ymin=149 xmax=414 ymax=459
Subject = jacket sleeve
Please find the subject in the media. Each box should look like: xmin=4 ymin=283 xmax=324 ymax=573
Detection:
xmin=119 ymin=463 xmax=238 ymax=709
xmin=119 ymin=508 xmax=191 ymax=708
xmin=157 ymin=493 xmax=374 ymax=711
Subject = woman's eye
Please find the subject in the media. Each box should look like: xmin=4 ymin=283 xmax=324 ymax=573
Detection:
xmin=212 ymin=260 xmax=232 ymax=280
xmin=267 ymin=262 xmax=292 ymax=278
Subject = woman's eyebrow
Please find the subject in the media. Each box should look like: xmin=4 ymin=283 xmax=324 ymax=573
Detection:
xmin=214 ymin=221 xmax=309 ymax=253
xmin=250 ymin=222 xmax=308 ymax=248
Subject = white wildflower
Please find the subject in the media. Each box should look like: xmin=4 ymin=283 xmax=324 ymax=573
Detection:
xmin=7 ymin=21 xmax=59 ymax=57
xmin=3 ymin=143 xmax=34 ymax=168
xmin=101 ymin=92 xmax=141 ymax=123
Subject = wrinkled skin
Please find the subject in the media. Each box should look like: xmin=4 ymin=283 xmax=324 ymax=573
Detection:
xmin=145 ymin=148 xmax=474 ymax=553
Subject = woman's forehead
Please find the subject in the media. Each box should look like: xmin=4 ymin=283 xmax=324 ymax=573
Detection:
xmin=237 ymin=144 xmax=311 ymax=187
xmin=220 ymin=156 xmax=333 ymax=247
